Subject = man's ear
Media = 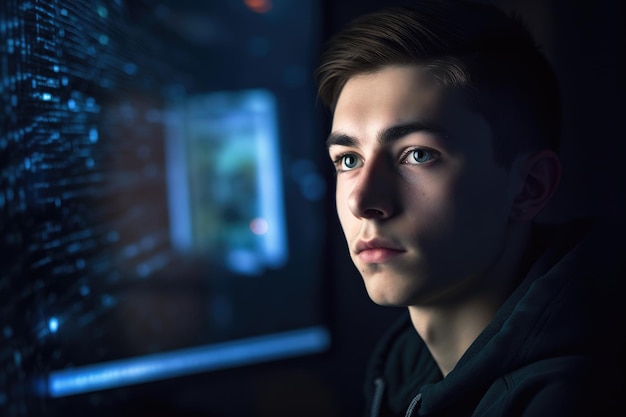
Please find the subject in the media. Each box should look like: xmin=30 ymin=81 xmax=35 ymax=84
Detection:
xmin=509 ymin=150 xmax=562 ymax=222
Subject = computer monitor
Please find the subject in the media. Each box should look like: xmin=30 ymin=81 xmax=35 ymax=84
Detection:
xmin=1 ymin=0 xmax=329 ymax=414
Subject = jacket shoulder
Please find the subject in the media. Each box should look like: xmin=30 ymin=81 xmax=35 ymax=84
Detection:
xmin=475 ymin=355 xmax=624 ymax=417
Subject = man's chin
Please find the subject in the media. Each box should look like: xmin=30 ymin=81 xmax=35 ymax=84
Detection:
xmin=369 ymin=298 xmax=408 ymax=308
xmin=361 ymin=268 xmax=423 ymax=307
xmin=364 ymin=285 xmax=415 ymax=307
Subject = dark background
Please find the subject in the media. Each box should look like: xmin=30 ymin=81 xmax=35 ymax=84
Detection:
xmin=2 ymin=0 xmax=624 ymax=416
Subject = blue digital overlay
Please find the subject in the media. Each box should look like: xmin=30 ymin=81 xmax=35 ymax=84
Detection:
xmin=48 ymin=326 xmax=330 ymax=397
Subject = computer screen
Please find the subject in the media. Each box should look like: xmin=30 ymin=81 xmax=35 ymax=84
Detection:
xmin=0 ymin=1 xmax=329 ymax=415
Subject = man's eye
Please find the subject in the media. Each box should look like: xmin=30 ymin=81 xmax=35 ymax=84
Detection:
xmin=403 ymin=148 xmax=438 ymax=165
xmin=333 ymin=153 xmax=361 ymax=171
xmin=342 ymin=154 xmax=359 ymax=169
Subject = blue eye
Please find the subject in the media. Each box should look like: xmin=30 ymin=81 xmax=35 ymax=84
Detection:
xmin=405 ymin=148 xmax=437 ymax=165
xmin=333 ymin=153 xmax=361 ymax=171
xmin=342 ymin=154 xmax=358 ymax=169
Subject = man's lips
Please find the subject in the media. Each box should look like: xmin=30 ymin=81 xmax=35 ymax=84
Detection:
xmin=355 ymin=239 xmax=405 ymax=263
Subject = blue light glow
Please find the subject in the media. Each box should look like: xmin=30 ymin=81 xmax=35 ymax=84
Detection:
xmin=48 ymin=326 xmax=330 ymax=397
xmin=48 ymin=317 xmax=59 ymax=333
xmin=251 ymin=90 xmax=288 ymax=268
xmin=88 ymin=127 xmax=98 ymax=143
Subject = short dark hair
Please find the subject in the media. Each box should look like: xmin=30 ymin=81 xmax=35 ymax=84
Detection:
xmin=315 ymin=0 xmax=561 ymax=168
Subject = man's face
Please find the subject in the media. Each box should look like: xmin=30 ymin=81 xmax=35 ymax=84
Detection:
xmin=328 ymin=65 xmax=518 ymax=307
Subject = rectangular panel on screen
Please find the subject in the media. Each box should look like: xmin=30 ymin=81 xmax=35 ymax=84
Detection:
xmin=165 ymin=89 xmax=288 ymax=275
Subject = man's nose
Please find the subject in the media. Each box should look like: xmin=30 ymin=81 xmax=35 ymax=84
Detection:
xmin=347 ymin=157 xmax=397 ymax=219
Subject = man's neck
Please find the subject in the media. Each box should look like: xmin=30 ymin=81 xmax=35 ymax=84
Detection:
xmin=408 ymin=293 xmax=504 ymax=376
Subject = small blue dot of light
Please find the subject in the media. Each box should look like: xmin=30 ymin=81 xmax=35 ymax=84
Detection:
xmin=48 ymin=318 xmax=59 ymax=333
xmin=42 ymin=93 xmax=52 ymax=101
xmin=3 ymin=326 xmax=13 ymax=338
xmin=124 ymin=62 xmax=137 ymax=75
xmin=102 ymin=294 xmax=115 ymax=307
xmin=89 ymin=127 xmax=98 ymax=143
xmin=98 ymin=5 xmax=108 ymax=18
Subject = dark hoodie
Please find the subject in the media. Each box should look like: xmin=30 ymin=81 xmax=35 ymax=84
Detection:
xmin=363 ymin=217 xmax=626 ymax=417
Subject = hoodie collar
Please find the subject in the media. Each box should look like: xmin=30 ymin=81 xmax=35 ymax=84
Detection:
xmin=369 ymin=217 xmax=599 ymax=416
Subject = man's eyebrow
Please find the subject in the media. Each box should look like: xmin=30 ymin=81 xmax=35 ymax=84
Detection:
xmin=326 ymin=121 xmax=444 ymax=149
xmin=326 ymin=132 xmax=357 ymax=149
xmin=378 ymin=121 xmax=444 ymax=145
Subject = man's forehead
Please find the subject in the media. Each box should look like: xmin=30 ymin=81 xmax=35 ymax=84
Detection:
xmin=334 ymin=70 xmax=473 ymax=128
xmin=329 ymin=68 xmax=491 ymax=153
xmin=332 ymin=66 xmax=475 ymax=122
xmin=337 ymin=65 xmax=442 ymax=101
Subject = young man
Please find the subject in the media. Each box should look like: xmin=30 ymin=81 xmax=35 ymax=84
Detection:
xmin=316 ymin=1 xmax=625 ymax=416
